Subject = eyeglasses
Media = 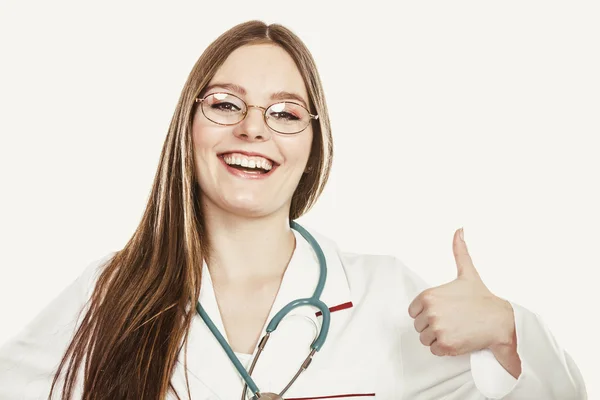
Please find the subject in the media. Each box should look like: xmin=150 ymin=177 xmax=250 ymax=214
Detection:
xmin=195 ymin=92 xmax=318 ymax=135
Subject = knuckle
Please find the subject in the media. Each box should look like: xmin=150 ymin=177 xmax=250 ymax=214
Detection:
xmin=413 ymin=318 xmax=421 ymax=332
xmin=437 ymin=342 xmax=451 ymax=354
xmin=436 ymin=333 xmax=449 ymax=347
xmin=435 ymin=336 xmax=458 ymax=355
xmin=408 ymin=305 xmax=418 ymax=318
xmin=421 ymin=290 xmax=436 ymax=305
xmin=438 ymin=343 xmax=449 ymax=355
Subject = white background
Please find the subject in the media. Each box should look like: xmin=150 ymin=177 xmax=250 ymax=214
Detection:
xmin=0 ymin=0 xmax=598 ymax=397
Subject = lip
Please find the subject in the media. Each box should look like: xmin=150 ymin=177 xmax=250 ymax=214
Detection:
xmin=217 ymin=154 xmax=278 ymax=180
xmin=217 ymin=150 xmax=280 ymax=166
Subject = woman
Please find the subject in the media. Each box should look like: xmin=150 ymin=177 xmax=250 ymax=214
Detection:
xmin=0 ymin=20 xmax=587 ymax=400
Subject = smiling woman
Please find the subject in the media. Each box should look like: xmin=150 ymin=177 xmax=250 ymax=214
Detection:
xmin=0 ymin=20 xmax=587 ymax=400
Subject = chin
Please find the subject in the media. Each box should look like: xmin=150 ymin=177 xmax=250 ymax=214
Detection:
xmin=200 ymin=186 xmax=290 ymax=219
xmin=223 ymin=203 xmax=278 ymax=219
xmin=220 ymin=194 xmax=281 ymax=218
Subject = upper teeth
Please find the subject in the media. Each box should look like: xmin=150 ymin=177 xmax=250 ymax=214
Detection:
xmin=223 ymin=153 xmax=273 ymax=171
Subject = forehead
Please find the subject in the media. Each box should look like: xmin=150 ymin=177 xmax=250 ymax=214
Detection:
xmin=208 ymin=43 xmax=309 ymax=101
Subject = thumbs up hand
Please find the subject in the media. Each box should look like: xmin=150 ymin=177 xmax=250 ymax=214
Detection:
xmin=408 ymin=228 xmax=516 ymax=357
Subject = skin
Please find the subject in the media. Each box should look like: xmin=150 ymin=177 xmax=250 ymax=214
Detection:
xmin=191 ymin=43 xmax=313 ymax=354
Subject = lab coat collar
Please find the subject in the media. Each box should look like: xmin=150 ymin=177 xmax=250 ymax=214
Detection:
xmin=179 ymin=224 xmax=353 ymax=399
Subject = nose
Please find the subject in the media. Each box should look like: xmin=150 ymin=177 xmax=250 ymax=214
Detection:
xmin=234 ymin=106 xmax=271 ymax=142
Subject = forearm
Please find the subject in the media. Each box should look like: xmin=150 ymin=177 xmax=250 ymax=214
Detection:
xmin=483 ymin=301 xmax=586 ymax=399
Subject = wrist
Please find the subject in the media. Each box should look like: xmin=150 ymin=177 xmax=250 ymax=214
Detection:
xmin=487 ymin=297 xmax=522 ymax=379
xmin=490 ymin=297 xmax=516 ymax=348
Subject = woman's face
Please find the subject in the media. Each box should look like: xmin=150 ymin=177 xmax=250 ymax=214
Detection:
xmin=192 ymin=43 xmax=314 ymax=219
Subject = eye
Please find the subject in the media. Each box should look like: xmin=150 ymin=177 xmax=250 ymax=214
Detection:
xmin=211 ymin=102 xmax=242 ymax=112
xmin=268 ymin=103 xmax=303 ymax=121
xmin=269 ymin=110 xmax=300 ymax=121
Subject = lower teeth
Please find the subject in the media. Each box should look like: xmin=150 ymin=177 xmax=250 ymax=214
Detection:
xmin=230 ymin=164 xmax=267 ymax=173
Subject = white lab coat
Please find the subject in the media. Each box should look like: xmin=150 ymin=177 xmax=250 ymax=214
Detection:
xmin=0 ymin=226 xmax=587 ymax=399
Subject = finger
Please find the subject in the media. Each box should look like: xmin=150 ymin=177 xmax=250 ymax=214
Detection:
xmin=408 ymin=295 xmax=424 ymax=319
xmin=419 ymin=325 xmax=437 ymax=347
xmin=430 ymin=339 xmax=445 ymax=356
xmin=453 ymin=227 xmax=480 ymax=280
xmin=413 ymin=311 xmax=429 ymax=333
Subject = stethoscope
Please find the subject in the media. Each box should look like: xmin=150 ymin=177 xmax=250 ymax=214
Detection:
xmin=196 ymin=220 xmax=331 ymax=400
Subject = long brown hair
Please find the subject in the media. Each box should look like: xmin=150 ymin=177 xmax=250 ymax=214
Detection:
xmin=49 ymin=20 xmax=333 ymax=399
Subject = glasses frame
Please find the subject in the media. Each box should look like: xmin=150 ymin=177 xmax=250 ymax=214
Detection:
xmin=195 ymin=92 xmax=319 ymax=135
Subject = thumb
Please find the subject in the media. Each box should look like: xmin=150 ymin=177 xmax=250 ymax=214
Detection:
xmin=453 ymin=227 xmax=480 ymax=280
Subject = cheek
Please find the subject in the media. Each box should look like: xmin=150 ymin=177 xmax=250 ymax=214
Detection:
xmin=192 ymin=121 xmax=220 ymax=161
xmin=287 ymin=129 xmax=314 ymax=166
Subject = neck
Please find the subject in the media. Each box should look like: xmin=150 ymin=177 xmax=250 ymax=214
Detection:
xmin=202 ymin=201 xmax=296 ymax=281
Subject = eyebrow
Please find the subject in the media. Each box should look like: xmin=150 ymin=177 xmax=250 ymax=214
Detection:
xmin=203 ymin=82 xmax=310 ymax=109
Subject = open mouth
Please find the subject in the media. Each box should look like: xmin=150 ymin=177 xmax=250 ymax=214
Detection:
xmin=217 ymin=152 xmax=279 ymax=177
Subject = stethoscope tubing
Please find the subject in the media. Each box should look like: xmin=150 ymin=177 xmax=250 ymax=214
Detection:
xmin=197 ymin=220 xmax=331 ymax=398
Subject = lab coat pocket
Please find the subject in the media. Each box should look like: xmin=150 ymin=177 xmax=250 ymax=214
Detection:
xmin=285 ymin=367 xmax=377 ymax=400
xmin=285 ymin=394 xmax=375 ymax=399
xmin=285 ymin=395 xmax=375 ymax=399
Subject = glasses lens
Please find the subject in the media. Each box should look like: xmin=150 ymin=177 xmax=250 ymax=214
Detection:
xmin=266 ymin=102 xmax=311 ymax=134
xmin=202 ymin=93 xmax=246 ymax=125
